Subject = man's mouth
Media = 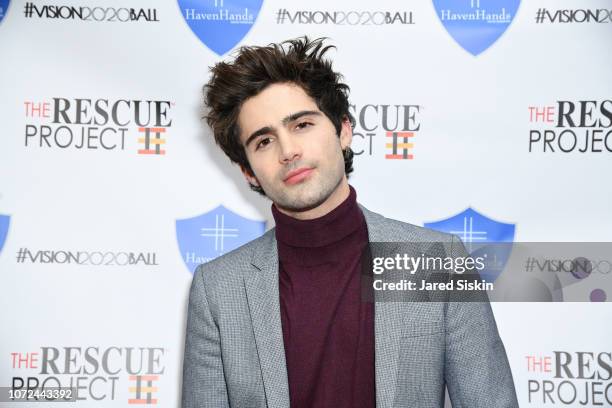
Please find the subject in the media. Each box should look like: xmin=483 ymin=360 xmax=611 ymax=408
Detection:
xmin=283 ymin=167 xmax=314 ymax=185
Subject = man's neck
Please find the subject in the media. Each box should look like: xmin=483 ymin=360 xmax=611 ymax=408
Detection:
xmin=273 ymin=179 xmax=351 ymax=221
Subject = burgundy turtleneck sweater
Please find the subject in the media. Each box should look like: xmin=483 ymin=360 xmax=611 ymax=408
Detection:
xmin=272 ymin=186 xmax=375 ymax=408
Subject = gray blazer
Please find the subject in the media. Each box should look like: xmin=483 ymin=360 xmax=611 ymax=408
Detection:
xmin=182 ymin=205 xmax=518 ymax=408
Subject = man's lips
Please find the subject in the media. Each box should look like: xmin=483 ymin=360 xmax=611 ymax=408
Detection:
xmin=283 ymin=167 xmax=314 ymax=185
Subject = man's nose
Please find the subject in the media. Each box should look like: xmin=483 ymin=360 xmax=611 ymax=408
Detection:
xmin=278 ymin=133 xmax=301 ymax=163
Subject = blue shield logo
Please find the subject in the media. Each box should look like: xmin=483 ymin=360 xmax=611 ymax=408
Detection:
xmin=433 ymin=0 xmax=520 ymax=56
xmin=0 ymin=214 xmax=10 ymax=254
xmin=0 ymin=0 xmax=10 ymax=24
xmin=178 ymin=0 xmax=262 ymax=55
xmin=425 ymin=208 xmax=515 ymax=282
xmin=176 ymin=205 xmax=266 ymax=274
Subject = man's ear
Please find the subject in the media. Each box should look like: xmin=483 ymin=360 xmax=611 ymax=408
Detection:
xmin=340 ymin=115 xmax=353 ymax=149
xmin=240 ymin=165 xmax=260 ymax=187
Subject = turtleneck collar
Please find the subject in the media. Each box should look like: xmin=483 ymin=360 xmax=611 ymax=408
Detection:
xmin=271 ymin=185 xmax=364 ymax=248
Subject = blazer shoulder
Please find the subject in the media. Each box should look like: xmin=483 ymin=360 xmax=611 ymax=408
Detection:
xmin=193 ymin=228 xmax=275 ymax=287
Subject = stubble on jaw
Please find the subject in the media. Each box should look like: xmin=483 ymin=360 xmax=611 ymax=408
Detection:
xmin=274 ymin=171 xmax=344 ymax=214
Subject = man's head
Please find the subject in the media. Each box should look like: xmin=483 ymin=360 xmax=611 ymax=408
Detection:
xmin=204 ymin=37 xmax=355 ymax=217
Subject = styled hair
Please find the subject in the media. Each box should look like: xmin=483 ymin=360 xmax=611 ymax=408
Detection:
xmin=204 ymin=36 xmax=355 ymax=194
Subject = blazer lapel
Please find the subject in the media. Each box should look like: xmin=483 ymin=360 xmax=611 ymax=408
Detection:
xmin=242 ymin=206 xmax=403 ymax=408
xmin=361 ymin=206 xmax=404 ymax=408
xmin=244 ymin=231 xmax=290 ymax=408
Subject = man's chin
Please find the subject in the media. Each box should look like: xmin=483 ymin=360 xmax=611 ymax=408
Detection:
xmin=272 ymin=189 xmax=329 ymax=214
xmin=269 ymin=173 xmax=344 ymax=215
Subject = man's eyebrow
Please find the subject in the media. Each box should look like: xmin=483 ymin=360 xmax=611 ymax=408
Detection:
xmin=243 ymin=110 xmax=322 ymax=148
xmin=281 ymin=110 xmax=322 ymax=126
xmin=244 ymin=126 xmax=274 ymax=148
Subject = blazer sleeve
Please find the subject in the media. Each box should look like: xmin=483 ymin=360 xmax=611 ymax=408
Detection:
xmin=444 ymin=237 xmax=519 ymax=408
xmin=182 ymin=265 xmax=231 ymax=408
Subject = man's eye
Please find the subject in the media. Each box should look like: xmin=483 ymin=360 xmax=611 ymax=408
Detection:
xmin=295 ymin=121 xmax=313 ymax=130
xmin=255 ymin=137 xmax=272 ymax=151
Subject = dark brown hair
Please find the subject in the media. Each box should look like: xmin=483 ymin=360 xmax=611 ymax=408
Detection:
xmin=204 ymin=36 xmax=355 ymax=194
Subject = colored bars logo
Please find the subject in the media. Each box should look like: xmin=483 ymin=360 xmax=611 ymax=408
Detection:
xmin=385 ymin=131 xmax=414 ymax=159
xmin=138 ymin=127 xmax=166 ymax=155
xmin=128 ymin=375 xmax=159 ymax=404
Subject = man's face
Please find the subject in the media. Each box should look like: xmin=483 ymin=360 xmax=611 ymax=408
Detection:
xmin=237 ymin=82 xmax=352 ymax=217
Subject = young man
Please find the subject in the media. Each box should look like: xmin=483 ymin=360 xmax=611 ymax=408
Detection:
xmin=182 ymin=37 xmax=518 ymax=408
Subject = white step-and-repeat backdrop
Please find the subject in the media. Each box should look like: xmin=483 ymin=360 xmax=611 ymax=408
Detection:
xmin=1 ymin=0 xmax=611 ymax=406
